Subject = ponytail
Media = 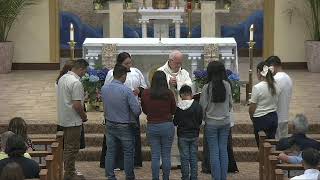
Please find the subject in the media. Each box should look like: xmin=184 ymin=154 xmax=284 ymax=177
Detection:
xmin=265 ymin=71 xmax=276 ymax=96
xmin=206 ymin=61 xmax=227 ymax=103
xmin=257 ymin=61 xmax=277 ymax=96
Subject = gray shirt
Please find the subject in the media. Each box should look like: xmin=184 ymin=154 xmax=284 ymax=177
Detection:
xmin=199 ymin=80 xmax=232 ymax=126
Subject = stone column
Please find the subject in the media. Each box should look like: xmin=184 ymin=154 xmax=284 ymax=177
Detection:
xmin=109 ymin=1 xmax=124 ymax=37
xmin=173 ymin=20 xmax=183 ymax=38
xmin=139 ymin=19 xmax=149 ymax=38
xmin=201 ymin=1 xmax=216 ymax=37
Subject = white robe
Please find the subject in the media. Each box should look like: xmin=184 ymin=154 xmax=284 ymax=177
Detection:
xmin=158 ymin=61 xmax=192 ymax=103
xmin=104 ymin=67 xmax=148 ymax=90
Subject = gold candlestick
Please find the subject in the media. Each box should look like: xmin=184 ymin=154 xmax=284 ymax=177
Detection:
xmin=247 ymin=41 xmax=256 ymax=102
xmin=187 ymin=1 xmax=192 ymax=38
xmin=68 ymin=41 xmax=77 ymax=61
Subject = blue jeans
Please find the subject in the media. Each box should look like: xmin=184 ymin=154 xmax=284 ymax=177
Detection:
xmin=147 ymin=122 xmax=175 ymax=180
xmin=178 ymin=137 xmax=199 ymax=180
xmin=205 ymin=124 xmax=230 ymax=180
xmin=105 ymin=122 xmax=135 ymax=180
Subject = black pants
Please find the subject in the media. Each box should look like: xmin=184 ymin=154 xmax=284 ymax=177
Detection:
xmin=252 ymin=111 xmax=278 ymax=147
xmin=202 ymin=127 xmax=239 ymax=173
xmin=100 ymin=119 xmax=142 ymax=168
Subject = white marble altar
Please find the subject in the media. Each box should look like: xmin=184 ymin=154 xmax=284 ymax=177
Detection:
xmin=138 ymin=7 xmax=184 ymax=38
xmin=83 ymin=37 xmax=238 ymax=81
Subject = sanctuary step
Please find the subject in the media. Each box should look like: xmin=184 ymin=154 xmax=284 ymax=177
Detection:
xmin=2 ymin=123 xmax=320 ymax=134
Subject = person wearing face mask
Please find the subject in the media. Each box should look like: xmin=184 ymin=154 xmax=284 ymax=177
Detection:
xmin=100 ymin=52 xmax=147 ymax=169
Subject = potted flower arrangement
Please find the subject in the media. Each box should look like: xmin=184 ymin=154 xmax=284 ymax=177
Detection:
xmin=194 ymin=69 xmax=241 ymax=103
xmin=81 ymin=66 xmax=109 ymax=111
xmin=0 ymin=0 xmax=38 ymax=73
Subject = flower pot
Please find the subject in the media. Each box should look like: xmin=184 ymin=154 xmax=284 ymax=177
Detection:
xmin=0 ymin=42 xmax=14 ymax=74
xmin=305 ymin=41 xmax=320 ymax=73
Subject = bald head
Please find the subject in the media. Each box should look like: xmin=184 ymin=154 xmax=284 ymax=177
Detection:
xmin=168 ymin=50 xmax=183 ymax=73
xmin=1 ymin=131 xmax=14 ymax=151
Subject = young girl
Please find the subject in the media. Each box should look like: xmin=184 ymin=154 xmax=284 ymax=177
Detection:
xmin=200 ymin=61 xmax=232 ymax=180
xmin=8 ymin=117 xmax=34 ymax=151
xmin=249 ymin=61 xmax=280 ymax=146
xmin=141 ymin=71 xmax=176 ymax=180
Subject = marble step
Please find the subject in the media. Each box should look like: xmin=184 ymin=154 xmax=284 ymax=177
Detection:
xmin=77 ymin=147 xmax=259 ymax=162
xmin=29 ymin=133 xmax=320 ymax=148
xmin=4 ymin=123 xmax=320 ymax=134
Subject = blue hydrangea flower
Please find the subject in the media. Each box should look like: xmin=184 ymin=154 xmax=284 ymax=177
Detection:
xmin=89 ymin=75 xmax=99 ymax=82
xmin=87 ymin=68 xmax=98 ymax=76
xmin=193 ymin=70 xmax=208 ymax=79
xmin=97 ymin=68 xmax=109 ymax=81
xmin=228 ymin=73 xmax=240 ymax=81
xmin=226 ymin=69 xmax=233 ymax=77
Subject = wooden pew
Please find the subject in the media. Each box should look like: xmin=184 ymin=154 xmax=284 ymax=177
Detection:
xmin=275 ymin=169 xmax=287 ymax=180
xmin=26 ymin=169 xmax=48 ymax=180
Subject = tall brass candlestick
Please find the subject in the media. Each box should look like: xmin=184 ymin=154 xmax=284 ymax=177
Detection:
xmin=68 ymin=41 xmax=77 ymax=61
xmin=247 ymin=41 xmax=255 ymax=102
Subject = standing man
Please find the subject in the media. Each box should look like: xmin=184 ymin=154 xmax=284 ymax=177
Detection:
xmin=158 ymin=50 xmax=193 ymax=168
xmin=266 ymin=56 xmax=293 ymax=139
xmin=102 ymin=64 xmax=141 ymax=180
xmin=57 ymin=59 xmax=89 ymax=180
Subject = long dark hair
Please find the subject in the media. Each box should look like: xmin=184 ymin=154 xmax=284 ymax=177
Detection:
xmin=0 ymin=162 xmax=24 ymax=180
xmin=150 ymin=71 xmax=170 ymax=100
xmin=8 ymin=117 xmax=28 ymax=142
xmin=116 ymin=52 xmax=131 ymax=64
xmin=207 ymin=61 xmax=226 ymax=103
xmin=257 ymin=61 xmax=277 ymax=96
xmin=56 ymin=60 xmax=74 ymax=84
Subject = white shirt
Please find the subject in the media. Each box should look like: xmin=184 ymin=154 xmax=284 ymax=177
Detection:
xmin=274 ymin=72 xmax=293 ymax=123
xmin=290 ymin=169 xmax=320 ymax=180
xmin=57 ymin=71 xmax=84 ymax=127
xmin=104 ymin=67 xmax=147 ymax=90
xmin=249 ymin=81 xmax=280 ymax=117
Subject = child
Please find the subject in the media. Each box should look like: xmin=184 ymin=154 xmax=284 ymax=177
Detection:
xmin=249 ymin=61 xmax=280 ymax=146
xmin=290 ymin=148 xmax=320 ymax=180
xmin=173 ymin=85 xmax=203 ymax=180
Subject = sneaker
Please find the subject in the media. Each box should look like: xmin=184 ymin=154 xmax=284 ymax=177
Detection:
xmin=75 ymin=170 xmax=83 ymax=176
xmin=114 ymin=168 xmax=121 ymax=171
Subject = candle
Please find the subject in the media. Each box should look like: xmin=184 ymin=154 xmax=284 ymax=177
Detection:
xmin=70 ymin=23 xmax=74 ymax=41
xmin=249 ymin=24 xmax=254 ymax=41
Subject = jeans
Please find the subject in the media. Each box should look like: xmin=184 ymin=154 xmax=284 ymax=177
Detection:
xmin=178 ymin=137 xmax=199 ymax=180
xmin=147 ymin=122 xmax=175 ymax=180
xmin=205 ymin=123 xmax=230 ymax=180
xmin=105 ymin=122 xmax=135 ymax=180
xmin=63 ymin=126 xmax=81 ymax=180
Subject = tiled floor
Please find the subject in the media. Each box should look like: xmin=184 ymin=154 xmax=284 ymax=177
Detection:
xmin=0 ymin=58 xmax=319 ymax=125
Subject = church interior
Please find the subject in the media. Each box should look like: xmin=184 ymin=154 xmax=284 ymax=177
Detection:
xmin=0 ymin=0 xmax=320 ymax=179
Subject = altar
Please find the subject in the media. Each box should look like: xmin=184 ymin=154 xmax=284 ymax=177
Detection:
xmin=83 ymin=37 xmax=238 ymax=83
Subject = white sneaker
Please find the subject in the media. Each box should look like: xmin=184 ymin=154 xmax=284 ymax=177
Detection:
xmin=75 ymin=170 xmax=83 ymax=176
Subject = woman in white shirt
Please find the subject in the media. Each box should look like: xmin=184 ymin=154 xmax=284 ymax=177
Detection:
xmin=249 ymin=61 xmax=280 ymax=146
xmin=99 ymin=52 xmax=147 ymax=169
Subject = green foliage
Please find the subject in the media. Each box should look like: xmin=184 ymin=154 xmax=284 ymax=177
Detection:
xmin=306 ymin=0 xmax=320 ymax=41
xmin=0 ymin=0 xmax=38 ymax=42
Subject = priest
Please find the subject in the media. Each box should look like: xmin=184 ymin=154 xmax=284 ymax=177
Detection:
xmin=158 ymin=50 xmax=193 ymax=168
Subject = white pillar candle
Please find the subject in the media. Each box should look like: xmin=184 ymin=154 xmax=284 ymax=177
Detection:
xmin=70 ymin=23 xmax=74 ymax=41
xmin=249 ymin=24 xmax=254 ymax=41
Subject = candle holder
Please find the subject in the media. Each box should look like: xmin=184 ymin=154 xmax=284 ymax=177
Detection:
xmin=175 ymin=0 xmax=179 ymax=9
xmin=247 ymin=40 xmax=256 ymax=102
xmin=68 ymin=41 xmax=77 ymax=61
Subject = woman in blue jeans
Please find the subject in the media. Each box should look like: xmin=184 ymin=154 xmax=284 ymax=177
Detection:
xmin=200 ymin=61 xmax=233 ymax=180
xmin=141 ymin=71 xmax=176 ymax=180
